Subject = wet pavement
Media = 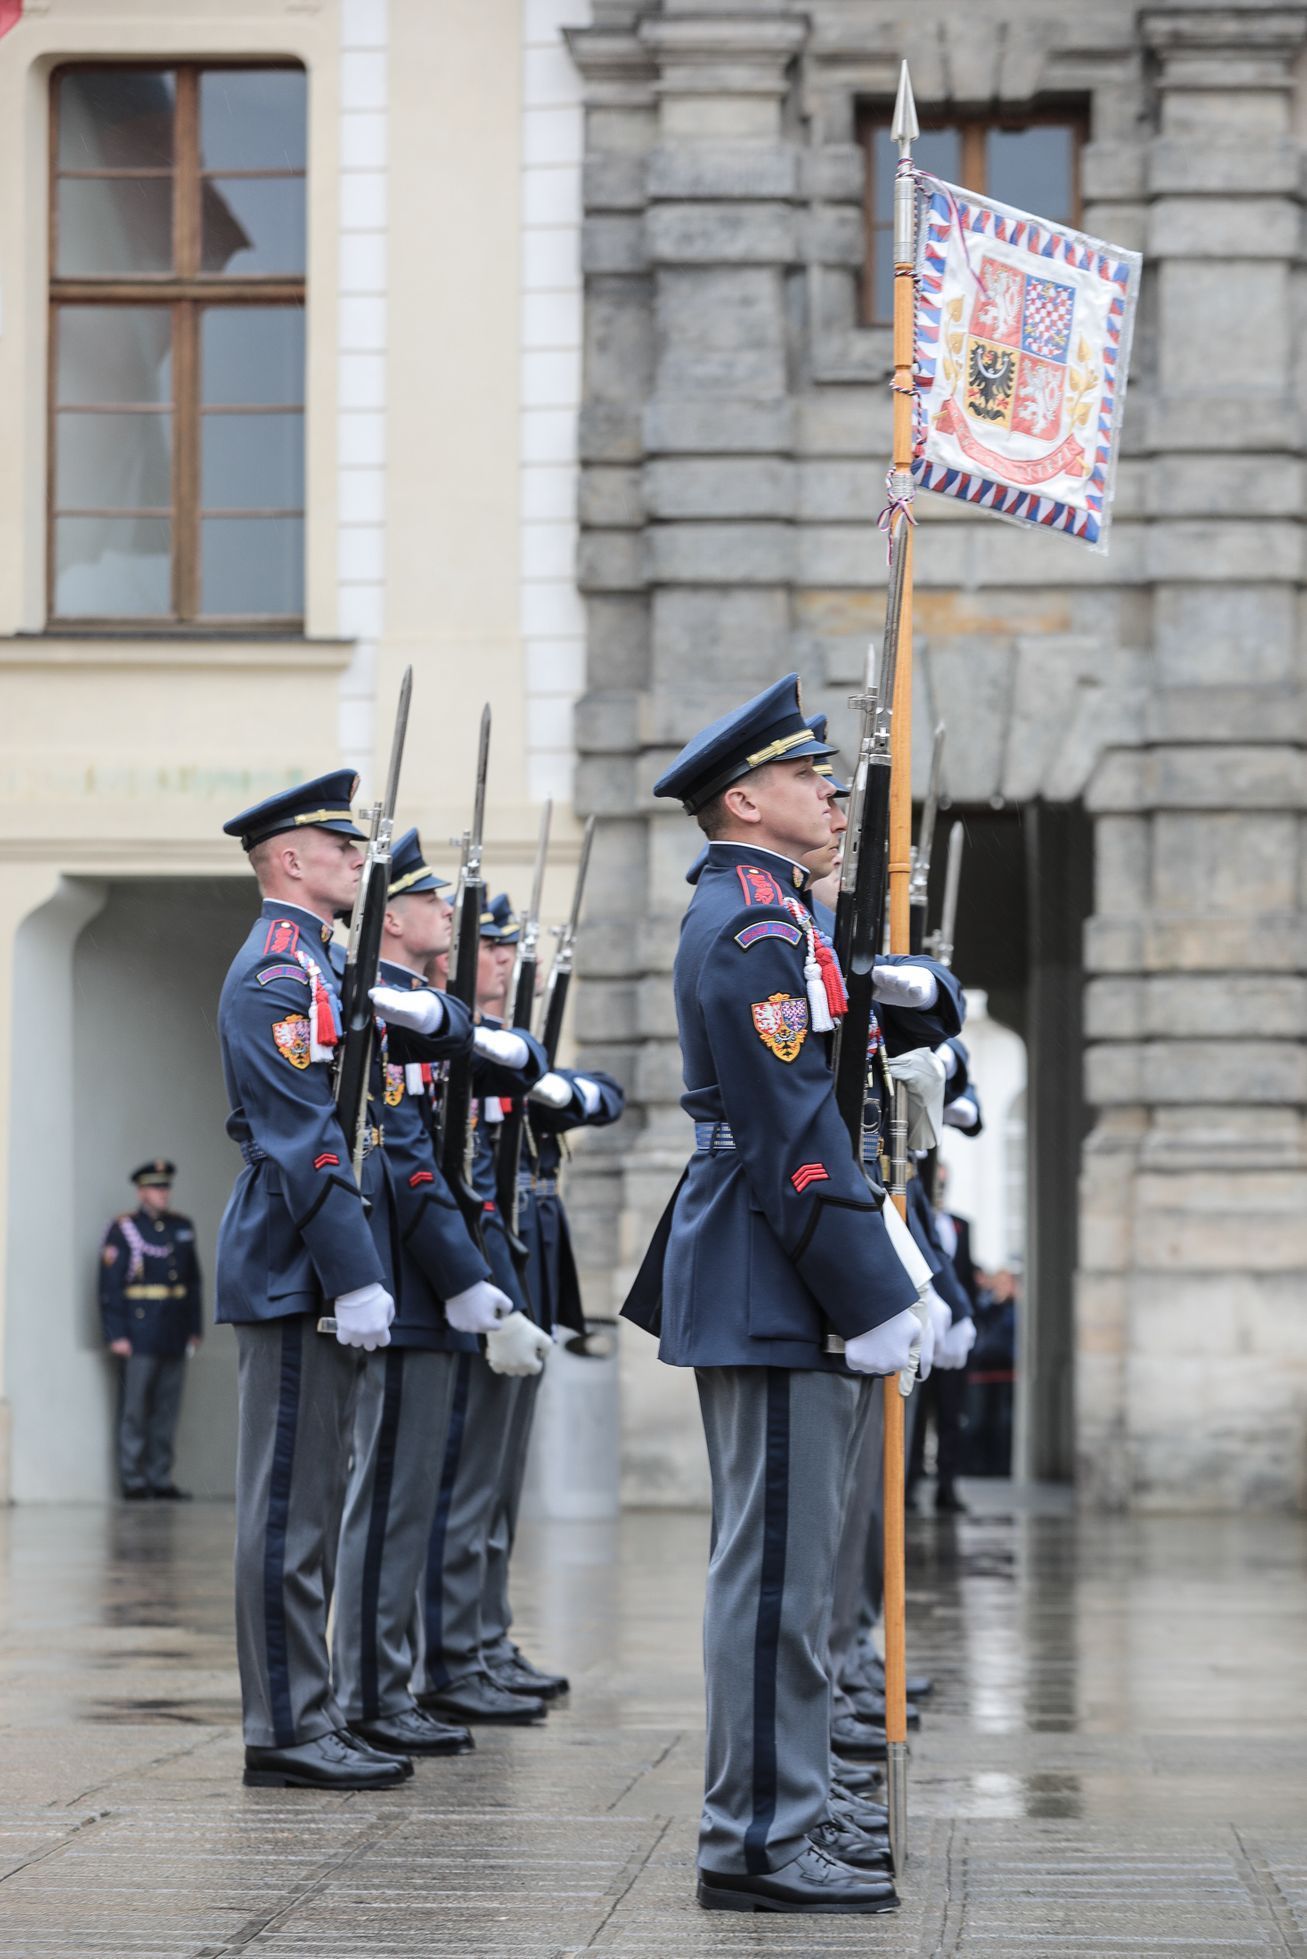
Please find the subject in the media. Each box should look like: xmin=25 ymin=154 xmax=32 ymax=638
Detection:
xmin=0 ymin=1482 xmax=1304 ymax=1955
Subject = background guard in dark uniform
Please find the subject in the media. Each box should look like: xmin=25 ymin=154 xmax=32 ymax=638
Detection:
xmin=99 ymin=1159 xmax=201 ymax=1500
xmin=626 ymin=675 xmax=931 ymax=1916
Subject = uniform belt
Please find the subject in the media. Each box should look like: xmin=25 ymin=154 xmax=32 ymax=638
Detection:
xmin=361 ymin=1125 xmax=383 ymax=1155
xmin=124 ymin=1284 xmax=188 ymax=1300
xmin=517 ymin=1172 xmax=559 ymax=1200
xmin=693 ymin=1122 xmax=736 ymax=1152
xmin=240 ymin=1140 xmax=268 ymax=1169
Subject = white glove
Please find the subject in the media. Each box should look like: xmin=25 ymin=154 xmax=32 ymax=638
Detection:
xmin=926 ymin=1286 xmax=952 ymax=1352
xmin=915 ymin=1299 xmax=936 ymax=1381
xmin=886 ymin=1047 xmax=947 ymax=1149
xmin=937 ymin=1040 xmax=959 ymax=1081
xmin=573 ymin=1075 xmax=603 ymax=1116
xmin=444 ymin=1279 xmax=514 ymax=1335
xmin=943 ymin=1093 xmax=979 ymax=1131
xmin=529 ymin=1071 xmax=574 ymax=1110
xmin=844 ymin=1307 xmax=921 ymax=1378
xmin=474 ymin=1025 xmax=529 ymax=1070
xmin=369 ymin=985 xmax=445 ymax=1037
xmin=485 ymin=1309 xmax=552 ymax=1377
xmin=872 ymin=963 xmax=939 ymax=1010
xmin=937 ymin=1315 xmax=977 ymax=1370
xmin=333 ymin=1282 xmax=395 ymax=1351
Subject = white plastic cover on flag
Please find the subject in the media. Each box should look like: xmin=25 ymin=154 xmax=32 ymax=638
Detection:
xmin=912 ymin=173 xmax=1141 ymax=553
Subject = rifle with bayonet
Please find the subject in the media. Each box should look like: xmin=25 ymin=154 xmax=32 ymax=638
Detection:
xmin=926 ymin=819 xmax=963 ymax=970
xmin=438 ymin=704 xmax=491 ymax=1242
xmin=539 ymin=814 xmax=596 ymax=1065
xmin=908 ymin=722 xmax=945 ymax=955
xmin=334 ymin=667 xmax=413 ymax=1189
xmin=494 ymin=800 xmax=552 ymax=1266
xmin=829 ymin=543 xmax=906 ymax=1154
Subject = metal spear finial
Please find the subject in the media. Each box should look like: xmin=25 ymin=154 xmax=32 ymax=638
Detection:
xmin=891 ymin=58 xmax=919 ymax=150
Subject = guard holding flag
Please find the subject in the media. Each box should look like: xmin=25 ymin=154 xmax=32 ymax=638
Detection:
xmin=624 ymin=674 xmax=929 ymax=1915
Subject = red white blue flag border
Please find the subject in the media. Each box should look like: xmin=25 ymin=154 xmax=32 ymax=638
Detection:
xmin=911 ymin=173 xmax=1141 ymax=554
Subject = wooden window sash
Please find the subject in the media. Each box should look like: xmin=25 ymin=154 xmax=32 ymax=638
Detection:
xmin=47 ymin=59 xmax=306 ymax=631
xmin=858 ymin=107 xmax=1087 ymax=329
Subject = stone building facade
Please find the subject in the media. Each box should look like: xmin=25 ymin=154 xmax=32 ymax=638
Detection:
xmin=563 ymin=2 xmax=1307 ymax=1510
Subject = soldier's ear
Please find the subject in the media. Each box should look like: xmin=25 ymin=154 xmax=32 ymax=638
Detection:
xmin=721 ymin=780 xmax=757 ymax=825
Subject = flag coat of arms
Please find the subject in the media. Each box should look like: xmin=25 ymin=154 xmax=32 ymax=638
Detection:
xmin=912 ymin=175 xmax=1141 ymax=550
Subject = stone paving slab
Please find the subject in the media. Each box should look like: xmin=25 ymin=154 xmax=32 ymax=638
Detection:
xmin=1 ymin=1494 xmax=1306 ymax=1956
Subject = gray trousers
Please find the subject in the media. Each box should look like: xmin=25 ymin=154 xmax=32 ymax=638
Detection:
xmin=414 ymin=1352 xmax=515 ymax=1692
xmin=118 ymin=1353 xmax=186 ymax=1493
xmin=695 ymin=1365 xmax=860 ymax=1876
xmin=480 ymin=1369 xmax=539 ymax=1663
xmin=829 ymin=1379 xmax=884 ymax=1704
xmin=334 ymin=1346 xmax=457 ymax=1721
xmin=234 ymin=1317 xmax=359 ymax=1749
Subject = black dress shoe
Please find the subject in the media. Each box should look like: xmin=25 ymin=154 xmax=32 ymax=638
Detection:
xmin=831 ymin=1797 xmax=890 ymax=1837
xmin=857 ymin=1656 xmax=934 ymax=1699
xmin=121 ymin=1487 xmax=150 ymax=1501
xmin=243 ymin=1730 xmax=409 ymax=1790
xmin=418 ymin=1672 xmax=547 ymax=1725
xmin=847 ymin=1688 xmax=921 ymax=1730
xmin=830 ymin=1714 xmax=888 ymax=1761
xmin=810 ymin=1819 xmax=892 ymax=1872
xmin=151 ymin=1485 xmax=192 ymax=1501
xmin=697 ymin=1843 xmax=898 ymax=1914
xmin=349 ymin=1705 xmax=474 ymax=1757
xmin=341 ymin=1730 xmax=414 ymax=1777
xmin=488 ymin=1648 xmax=569 ymax=1697
xmin=831 ymin=1761 xmax=885 ymax=1796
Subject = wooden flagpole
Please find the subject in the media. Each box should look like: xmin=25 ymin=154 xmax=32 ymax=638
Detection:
xmin=882 ymin=54 xmax=919 ymax=1882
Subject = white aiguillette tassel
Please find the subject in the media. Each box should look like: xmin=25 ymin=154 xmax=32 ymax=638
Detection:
xmin=806 ymin=951 xmax=834 ymax=1033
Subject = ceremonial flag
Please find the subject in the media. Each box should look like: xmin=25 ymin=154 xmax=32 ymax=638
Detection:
xmin=912 ymin=174 xmax=1140 ymax=551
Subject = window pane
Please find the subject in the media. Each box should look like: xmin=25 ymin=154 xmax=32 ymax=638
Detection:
xmin=57 ymin=68 xmax=174 ymax=169
xmin=54 ymin=516 xmax=171 ymax=617
xmin=57 ymin=411 xmax=172 ymax=510
xmin=57 ymin=177 xmax=172 ymax=276
xmin=199 ymin=69 xmax=306 ymax=172
xmin=56 ymin=307 xmax=173 ymax=407
xmin=201 ymin=307 xmax=304 ymax=405
xmin=873 ymin=125 xmax=961 ymax=223
xmin=201 ymin=517 xmax=303 ymax=615
xmin=202 ymin=178 xmax=306 ymax=275
xmin=987 ymin=126 xmax=1075 ymax=223
xmin=202 ymin=412 xmax=303 ymax=511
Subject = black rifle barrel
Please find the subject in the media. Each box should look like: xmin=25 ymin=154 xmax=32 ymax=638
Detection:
xmin=494 ymin=800 xmax=552 ymax=1260
xmin=335 ymin=666 xmax=413 ymax=1182
xmin=438 ymin=705 xmax=491 ymax=1239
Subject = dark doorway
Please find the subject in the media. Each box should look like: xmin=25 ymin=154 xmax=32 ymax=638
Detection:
xmin=928 ymin=802 xmax=1094 ymax=1482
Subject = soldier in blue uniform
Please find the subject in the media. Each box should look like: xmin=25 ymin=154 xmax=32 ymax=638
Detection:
xmin=415 ymin=893 xmax=557 ymax=1726
xmin=99 ymin=1160 xmax=201 ymax=1500
xmin=217 ymin=771 xmax=473 ymax=1791
xmin=476 ymin=1058 xmax=627 ymax=1693
xmin=626 ymin=674 xmax=942 ymax=1915
xmin=332 ymin=828 xmax=517 ymax=1759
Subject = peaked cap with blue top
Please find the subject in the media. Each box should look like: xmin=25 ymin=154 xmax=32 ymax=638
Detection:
xmin=653 ymin=674 xmax=837 ymax=814
xmin=222 ymin=769 xmax=367 ymax=853
xmin=479 ymin=892 xmax=520 ymax=944
xmin=387 ymin=826 xmax=449 ymax=899
xmin=807 ymin=714 xmax=850 ymax=796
